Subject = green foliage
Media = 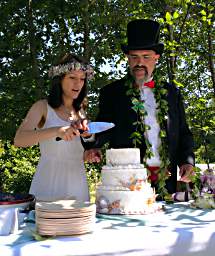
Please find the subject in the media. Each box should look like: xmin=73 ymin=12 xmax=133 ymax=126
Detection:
xmin=0 ymin=0 xmax=214 ymax=193
xmin=190 ymin=166 xmax=202 ymax=199
xmin=195 ymin=140 xmax=215 ymax=164
xmin=85 ymin=145 xmax=108 ymax=202
xmin=85 ymin=162 xmax=101 ymax=203
xmin=0 ymin=140 xmax=39 ymax=193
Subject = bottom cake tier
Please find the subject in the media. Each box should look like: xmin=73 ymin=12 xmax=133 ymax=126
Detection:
xmin=96 ymin=186 xmax=162 ymax=215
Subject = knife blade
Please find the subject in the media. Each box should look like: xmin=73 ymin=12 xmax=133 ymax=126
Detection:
xmin=56 ymin=122 xmax=115 ymax=141
xmin=84 ymin=121 xmax=115 ymax=134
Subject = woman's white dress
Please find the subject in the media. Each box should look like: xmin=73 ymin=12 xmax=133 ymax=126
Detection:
xmin=29 ymin=104 xmax=90 ymax=202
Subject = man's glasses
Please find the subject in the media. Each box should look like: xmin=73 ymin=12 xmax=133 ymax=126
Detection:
xmin=127 ymin=54 xmax=157 ymax=62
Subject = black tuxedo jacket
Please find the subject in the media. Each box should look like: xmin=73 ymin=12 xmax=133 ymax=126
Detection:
xmin=84 ymin=76 xmax=195 ymax=193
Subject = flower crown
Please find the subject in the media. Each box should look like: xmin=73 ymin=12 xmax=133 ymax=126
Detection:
xmin=48 ymin=60 xmax=94 ymax=80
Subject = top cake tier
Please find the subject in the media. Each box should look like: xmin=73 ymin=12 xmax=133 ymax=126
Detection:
xmin=106 ymin=148 xmax=140 ymax=165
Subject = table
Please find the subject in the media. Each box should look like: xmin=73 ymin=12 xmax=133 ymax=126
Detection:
xmin=1 ymin=203 xmax=215 ymax=256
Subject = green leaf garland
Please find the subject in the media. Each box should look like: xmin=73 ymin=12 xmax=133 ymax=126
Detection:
xmin=125 ymin=73 xmax=170 ymax=198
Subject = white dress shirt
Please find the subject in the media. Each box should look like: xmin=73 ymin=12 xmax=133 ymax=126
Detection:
xmin=140 ymin=84 xmax=161 ymax=167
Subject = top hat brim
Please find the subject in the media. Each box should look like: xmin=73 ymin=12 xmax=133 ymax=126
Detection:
xmin=121 ymin=43 xmax=164 ymax=55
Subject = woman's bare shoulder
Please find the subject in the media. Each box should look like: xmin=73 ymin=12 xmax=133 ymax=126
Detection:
xmin=24 ymin=99 xmax=48 ymax=123
xmin=30 ymin=99 xmax=47 ymax=112
xmin=33 ymin=99 xmax=47 ymax=108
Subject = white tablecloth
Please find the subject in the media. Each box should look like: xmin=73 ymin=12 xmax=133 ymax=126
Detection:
xmin=1 ymin=203 xmax=215 ymax=256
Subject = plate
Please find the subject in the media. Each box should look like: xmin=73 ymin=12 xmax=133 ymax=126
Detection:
xmin=36 ymin=200 xmax=95 ymax=211
xmin=0 ymin=192 xmax=35 ymax=206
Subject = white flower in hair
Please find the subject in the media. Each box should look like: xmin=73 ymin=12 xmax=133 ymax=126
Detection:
xmin=48 ymin=59 xmax=94 ymax=80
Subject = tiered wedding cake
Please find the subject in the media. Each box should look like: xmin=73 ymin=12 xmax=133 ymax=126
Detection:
xmin=96 ymin=148 xmax=159 ymax=214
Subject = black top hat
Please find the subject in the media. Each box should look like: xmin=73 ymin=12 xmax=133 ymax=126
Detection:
xmin=121 ymin=19 xmax=164 ymax=55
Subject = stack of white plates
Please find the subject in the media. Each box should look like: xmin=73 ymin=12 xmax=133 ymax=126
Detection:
xmin=35 ymin=200 xmax=96 ymax=236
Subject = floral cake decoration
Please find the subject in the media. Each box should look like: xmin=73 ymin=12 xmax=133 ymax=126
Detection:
xmin=191 ymin=167 xmax=215 ymax=209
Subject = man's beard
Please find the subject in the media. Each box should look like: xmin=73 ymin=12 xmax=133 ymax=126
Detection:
xmin=130 ymin=65 xmax=149 ymax=86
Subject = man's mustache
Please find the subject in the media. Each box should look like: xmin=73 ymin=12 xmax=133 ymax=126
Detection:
xmin=132 ymin=65 xmax=148 ymax=73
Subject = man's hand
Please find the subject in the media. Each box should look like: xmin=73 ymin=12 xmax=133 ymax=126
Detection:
xmin=71 ymin=119 xmax=92 ymax=138
xmin=179 ymin=164 xmax=194 ymax=183
xmin=71 ymin=119 xmax=88 ymax=131
xmin=83 ymin=149 xmax=102 ymax=163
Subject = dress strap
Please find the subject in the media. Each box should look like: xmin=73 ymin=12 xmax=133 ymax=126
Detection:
xmin=43 ymin=103 xmax=70 ymax=128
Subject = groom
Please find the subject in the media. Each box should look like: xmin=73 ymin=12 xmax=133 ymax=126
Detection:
xmin=83 ymin=19 xmax=195 ymax=194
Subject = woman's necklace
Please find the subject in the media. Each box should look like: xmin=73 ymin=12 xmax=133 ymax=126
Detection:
xmin=61 ymin=105 xmax=76 ymax=121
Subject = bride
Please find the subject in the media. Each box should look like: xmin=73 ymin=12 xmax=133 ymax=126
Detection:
xmin=14 ymin=53 xmax=94 ymax=202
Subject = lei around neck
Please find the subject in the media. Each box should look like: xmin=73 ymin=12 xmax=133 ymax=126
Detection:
xmin=125 ymin=72 xmax=170 ymax=198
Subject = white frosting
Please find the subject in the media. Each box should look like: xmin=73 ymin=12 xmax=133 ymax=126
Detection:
xmin=96 ymin=148 xmax=158 ymax=215
xmin=96 ymin=187 xmax=156 ymax=214
xmin=106 ymin=148 xmax=140 ymax=165
xmin=101 ymin=167 xmax=148 ymax=186
xmin=97 ymin=183 xmax=153 ymax=193
xmin=103 ymin=164 xmax=145 ymax=169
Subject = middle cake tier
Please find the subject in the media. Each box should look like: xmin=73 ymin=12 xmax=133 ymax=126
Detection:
xmin=101 ymin=164 xmax=148 ymax=188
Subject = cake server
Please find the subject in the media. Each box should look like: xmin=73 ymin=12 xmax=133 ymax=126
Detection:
xmin=56 ymin=121 xmax=115 ymax=141
xmin=83 ymin=121 xmax=115 ymax=134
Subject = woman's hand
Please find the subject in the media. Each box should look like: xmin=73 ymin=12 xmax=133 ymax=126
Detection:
xmin=57 ymin=125 xmax=81 ymax=141
xmin=57 ymin=119 xmax=93 ymax=141
xmin=57 ymin=119 xmax=94 ymax=141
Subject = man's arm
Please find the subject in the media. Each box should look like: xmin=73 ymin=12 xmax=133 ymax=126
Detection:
xmin=176 ymin=89 xmax=195 ymax=182
xmin=81 ymin=84 xmax=114 ymax=150
xmin=177 ymin=90 xmax=195 ymax=167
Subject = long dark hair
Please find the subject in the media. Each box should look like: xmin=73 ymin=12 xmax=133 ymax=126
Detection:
xmin=48 ymin=53 xmax=88 ymax=112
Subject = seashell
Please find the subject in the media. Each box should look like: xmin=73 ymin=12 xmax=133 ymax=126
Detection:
xmin=98 ymin=196 xmax=109 ymax=208
xmin=99 ymin=208 xmax=109 ymax=214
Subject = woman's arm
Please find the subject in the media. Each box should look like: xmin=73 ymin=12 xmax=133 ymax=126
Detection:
xmin=14 ymin=100 xmax=86 ymax=147
xmin=14 ymin=100 xmax=59 ymax=147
